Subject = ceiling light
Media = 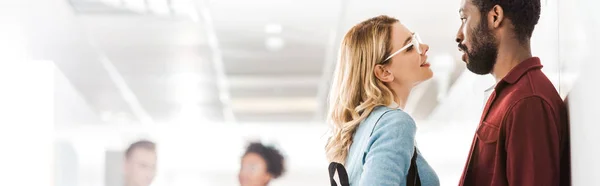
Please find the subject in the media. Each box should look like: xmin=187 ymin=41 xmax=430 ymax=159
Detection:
xmin=231 ymin=97 xmax=317 ymax=113
xmin=265 ymin=24 xmax=283 ymax=34
xmin=265 ymin=37 xmax=285 ymax=51
xmin=169 ymin=73 xmax=202 ymax=103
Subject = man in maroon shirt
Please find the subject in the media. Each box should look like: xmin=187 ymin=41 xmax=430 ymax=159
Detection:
xmin=455 ymin=0 xmax=571 ymax=185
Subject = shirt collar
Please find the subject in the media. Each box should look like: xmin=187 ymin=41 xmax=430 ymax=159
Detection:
xmin=485 ymin=84 xmax=496 ymax=93
xmin=388 ymin=101 xmax=400 ymax=109
xmin=500 ymin=57 xmax=543 ymax=85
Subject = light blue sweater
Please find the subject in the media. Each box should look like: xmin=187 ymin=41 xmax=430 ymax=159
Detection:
xmin=345 ymin=106 xmax=440 ymax=186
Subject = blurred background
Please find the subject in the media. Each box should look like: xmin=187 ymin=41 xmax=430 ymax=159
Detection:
xmin=0 ymin=0 xmax=598 ymax=185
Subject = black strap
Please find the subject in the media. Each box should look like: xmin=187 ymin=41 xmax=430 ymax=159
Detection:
xmin=328 ymin=162 xmax=350 ymax=186
xmin=407 ymin=147 xmax=421 ymax=186
xmin=328 ymin=147 xmax=420 ymax=186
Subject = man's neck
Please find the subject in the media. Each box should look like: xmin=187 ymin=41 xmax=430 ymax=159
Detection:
xmin=491 ymin=40 xmax=533 ymax=83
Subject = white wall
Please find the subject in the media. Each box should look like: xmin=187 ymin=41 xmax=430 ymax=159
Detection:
xmin=55 ymin=65 xmax=103 ymax=128
xmin=558 ymin=0 xmax=600 ymax=185
xmin=0 ymin=61 xmax=55 ymax=186
xmin=0 ymin=1 xmax=56 ymax=185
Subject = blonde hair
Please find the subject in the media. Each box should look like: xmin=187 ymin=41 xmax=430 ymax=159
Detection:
xmin=325 ymin=15 xmax=399 ymax=164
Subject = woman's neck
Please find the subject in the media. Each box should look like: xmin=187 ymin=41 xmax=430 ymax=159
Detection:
xmin=391 ymin=85 xmax=412 ymax=110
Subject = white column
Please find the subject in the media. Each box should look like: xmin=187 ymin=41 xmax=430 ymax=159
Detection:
xmin=0 ymin=43 xmax=55 ymax=186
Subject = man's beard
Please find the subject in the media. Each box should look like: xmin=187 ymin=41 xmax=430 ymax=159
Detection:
xmin=459 ymin=18 xmax=499 ymax=75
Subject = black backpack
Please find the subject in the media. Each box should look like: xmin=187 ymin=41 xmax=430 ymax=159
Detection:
xmin=328 ymin=147 xmax=421 ymax=186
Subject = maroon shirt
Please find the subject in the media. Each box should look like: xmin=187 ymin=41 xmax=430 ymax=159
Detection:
xmin=459 ymin=57 xmax=571 ymax=186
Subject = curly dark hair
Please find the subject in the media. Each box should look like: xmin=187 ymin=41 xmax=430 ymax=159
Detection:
xmin=472 ymin=0 xmax=541 ymax=43
xmin=244 ymin=142 xmax=285 ymax=178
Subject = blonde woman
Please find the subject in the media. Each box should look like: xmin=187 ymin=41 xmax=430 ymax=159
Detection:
xmin=325 ymin=15 xmax=439 ymax=186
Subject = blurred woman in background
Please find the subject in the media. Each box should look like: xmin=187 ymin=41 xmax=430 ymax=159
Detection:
xmin=238 ymin=142 xmax=285 ymax=186
xmin=325 ymin=15 xmax=439 ymax=185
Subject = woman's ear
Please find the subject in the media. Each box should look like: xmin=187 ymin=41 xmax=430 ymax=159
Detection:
xmin=374 ymin=64 xmax=394 ymax=83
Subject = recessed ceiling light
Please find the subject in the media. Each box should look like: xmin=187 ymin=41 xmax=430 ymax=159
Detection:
xmin=265 ymin=36 xmax=285 ymax=51
xmin=265 ymin=24 xmax=283 ymax=34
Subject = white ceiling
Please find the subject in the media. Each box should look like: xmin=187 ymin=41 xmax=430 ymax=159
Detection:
xmin=54 ymin=0 xmax=466 ymax=124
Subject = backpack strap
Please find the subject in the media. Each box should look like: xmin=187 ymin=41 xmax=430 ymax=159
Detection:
xmin=329 ymin=162 xmax=350 ymax=186
xmin=407 ymin=147 xmax=421 ymax=186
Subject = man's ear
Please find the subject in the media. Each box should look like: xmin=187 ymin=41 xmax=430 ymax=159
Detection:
xmin=488 ymin=5 xmax=505 ymax=29
xmin=374 ymin=64 xmax=394 ymax=83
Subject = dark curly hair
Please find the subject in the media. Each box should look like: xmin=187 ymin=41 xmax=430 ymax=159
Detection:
xmin=472 ymin=0 xmax=541 ymax=43
xmin=244 ymin=142 xmax=285 ymax=178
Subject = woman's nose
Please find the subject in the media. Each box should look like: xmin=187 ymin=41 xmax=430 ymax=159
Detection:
xmin=420 ymin=43 xmax=429 ymax=55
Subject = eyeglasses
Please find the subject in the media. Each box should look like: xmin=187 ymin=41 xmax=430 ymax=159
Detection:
xmin=383 ymin=32 xmax=423 ymax=62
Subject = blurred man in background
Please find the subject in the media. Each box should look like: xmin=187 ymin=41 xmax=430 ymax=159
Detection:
xmin=124 ymin=140 xmax=157 ymax=186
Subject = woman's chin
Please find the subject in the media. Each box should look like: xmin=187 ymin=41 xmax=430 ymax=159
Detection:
xmin=422 ymin=71 xmax=434 ymax=81
xmin=413 ymin=72 xmax=434 ymax=86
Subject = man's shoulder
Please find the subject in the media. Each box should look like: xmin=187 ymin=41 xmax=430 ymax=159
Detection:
xmin=503 ymin=69 xmax=561 ymax=103
xmin=494 ymin=70 xmax=565 ymax=120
